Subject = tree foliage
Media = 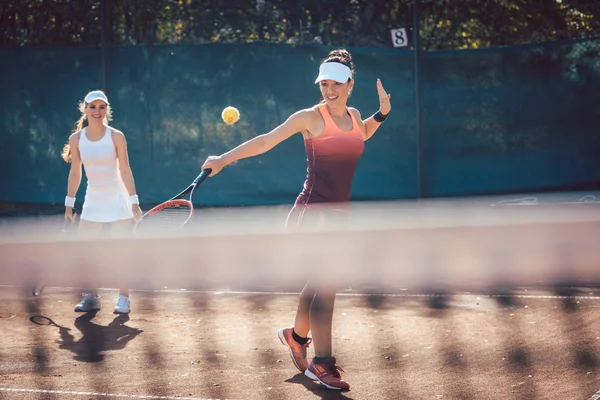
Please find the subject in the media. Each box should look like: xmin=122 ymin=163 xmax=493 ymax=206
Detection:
xmin=1 ymin=0 xmax=599 ymax=50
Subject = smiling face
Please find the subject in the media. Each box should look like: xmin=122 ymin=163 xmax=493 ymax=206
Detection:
xmin=319 ymin=78 xmax=353 ymax=107
xmin=84 ymin=100 xmax=109 ymax=124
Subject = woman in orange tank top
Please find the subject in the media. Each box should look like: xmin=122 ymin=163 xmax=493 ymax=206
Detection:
xmin=202 ymin=49 xmax=391 ymax=391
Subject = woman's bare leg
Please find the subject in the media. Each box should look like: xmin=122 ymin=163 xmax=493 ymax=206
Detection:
xmin=294 ymin=281 xmax=316 ymax=337
xmin=309 ymin=289 xmax=336 ymax=358
xmin=109 ymin=219 xmax=134 ymax=296
xmin=77 ymin=219 xmax=105 ymax=294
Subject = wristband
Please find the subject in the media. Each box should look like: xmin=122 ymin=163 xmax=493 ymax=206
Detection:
xmin=373 ymin=110 xmax=389 ymax=123
xmin=65 ymin=196 xmax=76 ymax=207
xmin=129 ymin=194 xmax=139 ymax=205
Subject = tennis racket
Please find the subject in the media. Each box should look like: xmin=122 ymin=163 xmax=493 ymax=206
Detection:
xmin=133 ymin=168 xmax=212 ymax=235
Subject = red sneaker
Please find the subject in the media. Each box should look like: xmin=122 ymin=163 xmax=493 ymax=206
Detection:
xmin=305 ymin=357 xmax=350 ymax=391
xmin=278 ymin=328 xmax=312 ymax=372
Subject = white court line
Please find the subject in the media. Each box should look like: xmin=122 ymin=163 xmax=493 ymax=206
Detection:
xmin=4 ymin=285 xmax=600 ymax=300
xmin=208 ymin=290 xmax=600 ymax=301
xmin=132 ymin=287 xmax=600 ymax=301
xmin=589 ymin=389 xmax=600 ymax=400
xmin=3 ymin=284 xmax=600 ymax=301
xmin=0 ymin=388 xmax=228 ymax=400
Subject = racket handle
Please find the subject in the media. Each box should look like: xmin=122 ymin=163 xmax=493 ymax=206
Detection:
xmin=62 ymin=209 xmax=78 ymax=232
xmin=193 ymin=168 xmax=212 ymax=185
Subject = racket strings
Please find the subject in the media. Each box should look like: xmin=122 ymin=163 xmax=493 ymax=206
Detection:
xmin=136 ymin=203 xmax=193 ymax=233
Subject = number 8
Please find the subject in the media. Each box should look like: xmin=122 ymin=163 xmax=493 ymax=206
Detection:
xmin=394 ymin=30 xmax=406 ymax=46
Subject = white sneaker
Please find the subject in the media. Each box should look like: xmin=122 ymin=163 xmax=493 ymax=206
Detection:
xmin=74 ymin=293 xmax=101 ymax=312
xmin=114 ymin=295 xmax=131 ymax=314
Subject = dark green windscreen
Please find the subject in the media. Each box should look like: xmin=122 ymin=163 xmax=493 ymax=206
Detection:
xmin=1 ymin=40 xmax=598 ymax=211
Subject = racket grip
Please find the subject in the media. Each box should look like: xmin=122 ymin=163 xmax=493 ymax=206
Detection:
xmin=193 ymin=168 xmax=212 ymax=185
xmin=62 ymin=208 xmax=78 ymax=232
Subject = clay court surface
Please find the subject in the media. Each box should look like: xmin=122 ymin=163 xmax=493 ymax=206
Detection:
xmin=1 ymin=284 xmax=600 ymax=400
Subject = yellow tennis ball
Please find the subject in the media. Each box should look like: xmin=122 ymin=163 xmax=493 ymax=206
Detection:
xmin=221 ymin=106 xmax=240 ymax=125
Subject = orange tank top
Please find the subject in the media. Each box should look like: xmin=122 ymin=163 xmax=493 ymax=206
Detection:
xmin=295 ymin=103 xmax=365 ymax=205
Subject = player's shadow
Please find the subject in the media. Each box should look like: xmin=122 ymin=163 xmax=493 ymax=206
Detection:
xmin=58 ymin=312 xmax=143 ymax=362
xmin=284 ymin=373 xmax=354 ymax=399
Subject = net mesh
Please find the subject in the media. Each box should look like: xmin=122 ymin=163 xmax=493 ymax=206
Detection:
xmin=1 ymin=195 xmax=599 ymax=292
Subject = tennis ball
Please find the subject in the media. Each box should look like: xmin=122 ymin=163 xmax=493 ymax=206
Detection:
xmin=221 ymin=106 xmax=240 ymax=125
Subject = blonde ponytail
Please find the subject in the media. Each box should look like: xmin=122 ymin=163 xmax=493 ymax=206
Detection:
xmin=61 ymin=112 xmax=87 ymax=163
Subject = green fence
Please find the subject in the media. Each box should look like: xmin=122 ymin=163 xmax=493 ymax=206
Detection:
xmin=420 ymin=39 xmax=600 ymax=196
xmin=1 ymin=39 xmax=599 ymax=212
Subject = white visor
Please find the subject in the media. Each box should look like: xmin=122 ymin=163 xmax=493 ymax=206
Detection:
xmin=314 ymin=62 xmax=352 ymax=84
xmin=84 ymin=90 xmax=109 ymax=105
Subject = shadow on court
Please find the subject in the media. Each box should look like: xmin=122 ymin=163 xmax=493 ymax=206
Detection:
xmin=285 ymin=372 xmax=355 ymax=399
xmin=2 ymin=286 xmax=600 ymax=400
xmin=29 ymin=311 xmax=143 ymax=363
xmin=555 ymin=286 xmax=600 ymax=396
xmin=71 ymin=312 xmax=142 ymax=362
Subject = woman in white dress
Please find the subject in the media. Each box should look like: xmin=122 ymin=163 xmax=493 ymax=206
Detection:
xmin=61 ymin=90 xmax=143 ymax=314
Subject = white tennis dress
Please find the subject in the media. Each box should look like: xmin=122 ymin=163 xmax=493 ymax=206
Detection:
xmin=78 ymin=126 xmax=134 ymax=223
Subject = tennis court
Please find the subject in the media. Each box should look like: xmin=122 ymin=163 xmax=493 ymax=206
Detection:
xmin=1 ymin=194 xmax=600 ymax=400
xmin=3 ymin=1 xmax=600 ymax=398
